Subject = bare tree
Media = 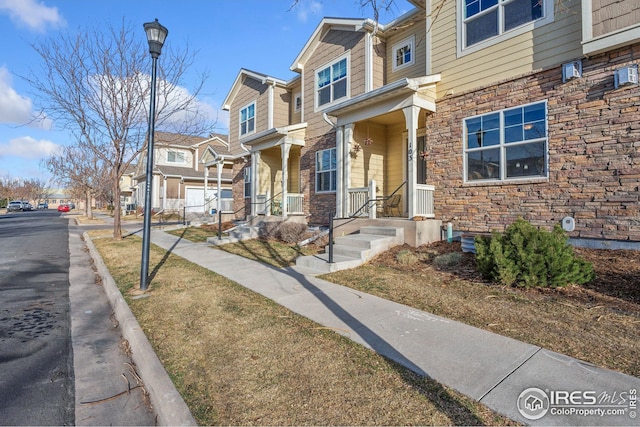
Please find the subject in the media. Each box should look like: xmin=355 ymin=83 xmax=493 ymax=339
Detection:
xmin=44 ymin=143 xmax=110 ymax=219
xmin=25 ymin=20 xmax=213 ymax=239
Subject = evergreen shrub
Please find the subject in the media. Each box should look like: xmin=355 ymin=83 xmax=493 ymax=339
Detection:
xmin=474 ymin=218 xmax=594 ymax=288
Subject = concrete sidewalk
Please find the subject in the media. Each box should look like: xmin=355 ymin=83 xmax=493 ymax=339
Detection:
xmin=131 ymin=227 xmax=639 ymax=426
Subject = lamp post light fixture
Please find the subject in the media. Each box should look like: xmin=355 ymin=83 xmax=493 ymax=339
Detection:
xmin=140 ymin=18 xmax=168 ymax=291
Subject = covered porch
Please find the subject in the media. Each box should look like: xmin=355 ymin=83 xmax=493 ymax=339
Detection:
xmin=246 ymin=123 xmax=307 ymax=219
xmin=325 ymin=75 xmax=441 ymax=222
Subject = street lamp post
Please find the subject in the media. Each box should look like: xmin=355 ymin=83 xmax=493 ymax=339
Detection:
xmin=140 ymin=19 xmax=168 ymax=291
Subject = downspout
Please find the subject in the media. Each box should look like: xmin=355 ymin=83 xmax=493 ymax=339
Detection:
xmin=323 ymin=113 xmax=342 ymax=218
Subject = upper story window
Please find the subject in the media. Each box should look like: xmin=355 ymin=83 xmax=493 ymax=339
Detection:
xmin=240 ymin=102 xmax=255 ymax=137
xmin=167 ymin=150 xmax=186 ymax=164
xmin=315 ymin=148 xmax=336 ymax=192
xmin=461 ymin=0 xmax=549 ymax=51
xmin=316 ymin=53 xmax=349 ymax=109
xmin=392 ymin=36 xmax=415 ymax=72
xmin=294 ymin=93 xmax=302 ymax=112
xmin=464 ymin=101 xmax=548 ymax=183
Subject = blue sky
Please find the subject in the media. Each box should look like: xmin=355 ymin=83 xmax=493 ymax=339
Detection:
xmin=0 ymin=0 xmax=413 ymax=182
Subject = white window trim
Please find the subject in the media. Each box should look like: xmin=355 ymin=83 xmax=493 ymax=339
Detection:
xmin=167 ymin=149 xmax=187 ymax=165
xmin=391 ymin=35 xmax=415 ymax=72
xmin=456 ymin=0 xmax=554 ymax=58
xmin=243 ymin=166 xmax=251 ymax=198
xmin=315 ymin=148 xmax=337 ymax=193
xmin=294 ymin=92 xmax=302 ymax=113
xmin=314 ymin=51 xmax=351 ymax=112
xmin=462 ymin=100 xmax=549 ymax=184
xmin=239 ymin=101 xmax=256 ymax=138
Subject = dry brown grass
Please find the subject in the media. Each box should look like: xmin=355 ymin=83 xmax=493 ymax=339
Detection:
xmin=214 ymin=239 xmax=322 ymax=268
xmin=90 ymin=232 xmax=515 ymax=426
xmin=323 ymin=242 xmax=640 ymax=378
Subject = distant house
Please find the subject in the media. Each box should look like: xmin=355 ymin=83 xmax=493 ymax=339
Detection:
xmin=135 ymin=131 xmax=245 ymax=217
xmin=221 ymin=0 xmax=640 ymax=247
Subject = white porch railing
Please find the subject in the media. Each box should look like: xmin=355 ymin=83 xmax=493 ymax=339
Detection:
xmin=415 ymin=184 xmax=435 ymax=218
xmin=164 ymin=198 xmax=182 ymax=211
xmin=286 ymin=193 xmax=304 ymax=215
xmin=348 ymin=187 xmax=371 ymax=217
xmin=256 ymin=194 xmax=268 ymax=215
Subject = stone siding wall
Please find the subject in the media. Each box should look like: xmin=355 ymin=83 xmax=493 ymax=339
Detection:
xmin=301 ymin=131 xmax=337 ymax=225
xmin=426 ymin=43 xmax=640 ymax=241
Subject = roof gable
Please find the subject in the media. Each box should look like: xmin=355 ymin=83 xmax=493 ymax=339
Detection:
xmin=222 ymin=68 xmax=288 ymax=111
xmin=290 ymin=18 xmax=372 ymax=73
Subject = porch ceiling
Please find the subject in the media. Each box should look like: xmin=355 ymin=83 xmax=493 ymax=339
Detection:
xmin=325 ymin=75 xmax=440 ymax=127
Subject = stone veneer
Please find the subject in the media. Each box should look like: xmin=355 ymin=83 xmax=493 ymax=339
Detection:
xmin=426 ymin=43 xmax=640 ymax=242
xmin=301 ymin=132 xmax=337 ymax=225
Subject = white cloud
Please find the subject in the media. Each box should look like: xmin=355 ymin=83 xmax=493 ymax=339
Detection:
xmin=0 ymin=0 xmax=64 ymax=32
xmin=0 ymin=67 xmax=34 ymax=124
xmin=0 ymin=67 xmax=53 ymax=129
xmin=296 ymin=0 xmax=323 ymax=23
xmin=0 ymin=136 xmax=61 ymax=159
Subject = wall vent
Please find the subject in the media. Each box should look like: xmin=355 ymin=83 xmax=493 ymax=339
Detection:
xmin=614 ymin=65 xmax=639 ymax=88
xmin=562 ymin=61 xmax=582 ymax=82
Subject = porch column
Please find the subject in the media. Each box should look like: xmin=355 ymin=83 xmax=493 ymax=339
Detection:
xmin=216 ymin=159 xmax=223 ymax=214
xmin=403 ymin=105 xmax=419 ymax=219
xmin=163 ymin=176 xmax=167 ymax=211
xmin=250 ymin=151 xmax=260 ymax=216
xmin=335 ymin=125 xmax=344 ymax=217
xmin=344 ymin=123 xmax=354 ymax=217
xmin=281 ymin=141 xmax=291 ymax=218
xmin=204 ymin=167 xmax=209 ymax=213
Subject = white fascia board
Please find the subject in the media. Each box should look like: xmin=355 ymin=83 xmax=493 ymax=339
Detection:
xmin=583 ymin=25 xmax=640 ymax=56
xmin=222 ymin=68 xmax=287 ymax=110
xmin=290 ymin=17 xmax=370 ymax=72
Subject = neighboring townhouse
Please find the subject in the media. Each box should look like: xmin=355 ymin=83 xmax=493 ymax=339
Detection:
xmin=223 ymin=0 xmax=640 ymax=247
xmin=135 ymin=131 xmax=244 ymax=217
xmin=119 ymin=164 xmax=137 ymax=212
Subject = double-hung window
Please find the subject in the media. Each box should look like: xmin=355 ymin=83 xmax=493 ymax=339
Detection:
xmin=243 ymin=166 xmax=251 ymax=198
xmin=464 ymin=101 xmax=547 ymax=182
xmin=392 ymin=36 xmax=415 ymax=72
xmin=462 ymin=0 xmax=546 ymax=49
xmin=167 ymin=150 xmax=186 ymax=164
xmin=240 ymin=102 xmax=255 ymax=137
xmin=316 ymin=54 xmax=348 ymax=109
xmin=315 ymin=148 xmax=336 ymax=192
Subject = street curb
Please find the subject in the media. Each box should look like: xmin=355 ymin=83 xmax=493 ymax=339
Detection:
xmin=83 ymin=232 xmax=197 ymax=426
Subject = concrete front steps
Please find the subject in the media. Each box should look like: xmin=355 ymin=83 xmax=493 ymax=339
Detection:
xmin=207 ymin=223 xmax=258 ymax=245
xmin=295 ymin=226 xmax=404 ymax=274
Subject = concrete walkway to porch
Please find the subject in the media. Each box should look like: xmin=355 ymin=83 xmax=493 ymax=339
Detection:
xmin=123 ymin=225 xmax=639 ymax=426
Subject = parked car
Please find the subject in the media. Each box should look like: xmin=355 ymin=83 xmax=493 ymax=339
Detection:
xmin=22 ymin=202 xmax=34 ymax=211
xmin=57 ymin=204 xmax=70 ymax=212
xmin=68 ymin=202 xmax=75 ymax=209
xmin=7 ymin=201 xmax=23 ymax=212
xmin=37 ymin=202 xmax=49 ymax=209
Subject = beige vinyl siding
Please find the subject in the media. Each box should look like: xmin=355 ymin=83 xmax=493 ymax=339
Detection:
xmin=258 ymin=148 xmax=281 ymax=196
xmin=303 ymin=29 xmax=366 ymax=134
xmin=232 ymin=77 xmax=269 ymax=139
xmin=372 ymin=36 xmax=386 ymax=90
xmin=288 ymin=146 xmax=301 ymax=193
xmin=273 ymin=86 xmax=290 ymax=128
xmin=350 ymin=123 xmax=386 ymax=195
xmin=593 ymin=0 xmax=640 ymax=37
xmin=386 ymin=16 xmax=428 ymax=81
xmin=431 ymin=0 xmax=582 ymax=96
xmin=165 ymin=178 xmax=178 ymax=199
xmin=289 ymin=80 xmax=302 ymax=125
xmin=385 ymin=123 xmax=405 ymax=197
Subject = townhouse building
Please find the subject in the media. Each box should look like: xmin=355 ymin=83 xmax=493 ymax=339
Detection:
xmin=223 ymin=0 xmax=640 ymax=247
xmin=134 ymin=131 xmax=244 ymax=217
